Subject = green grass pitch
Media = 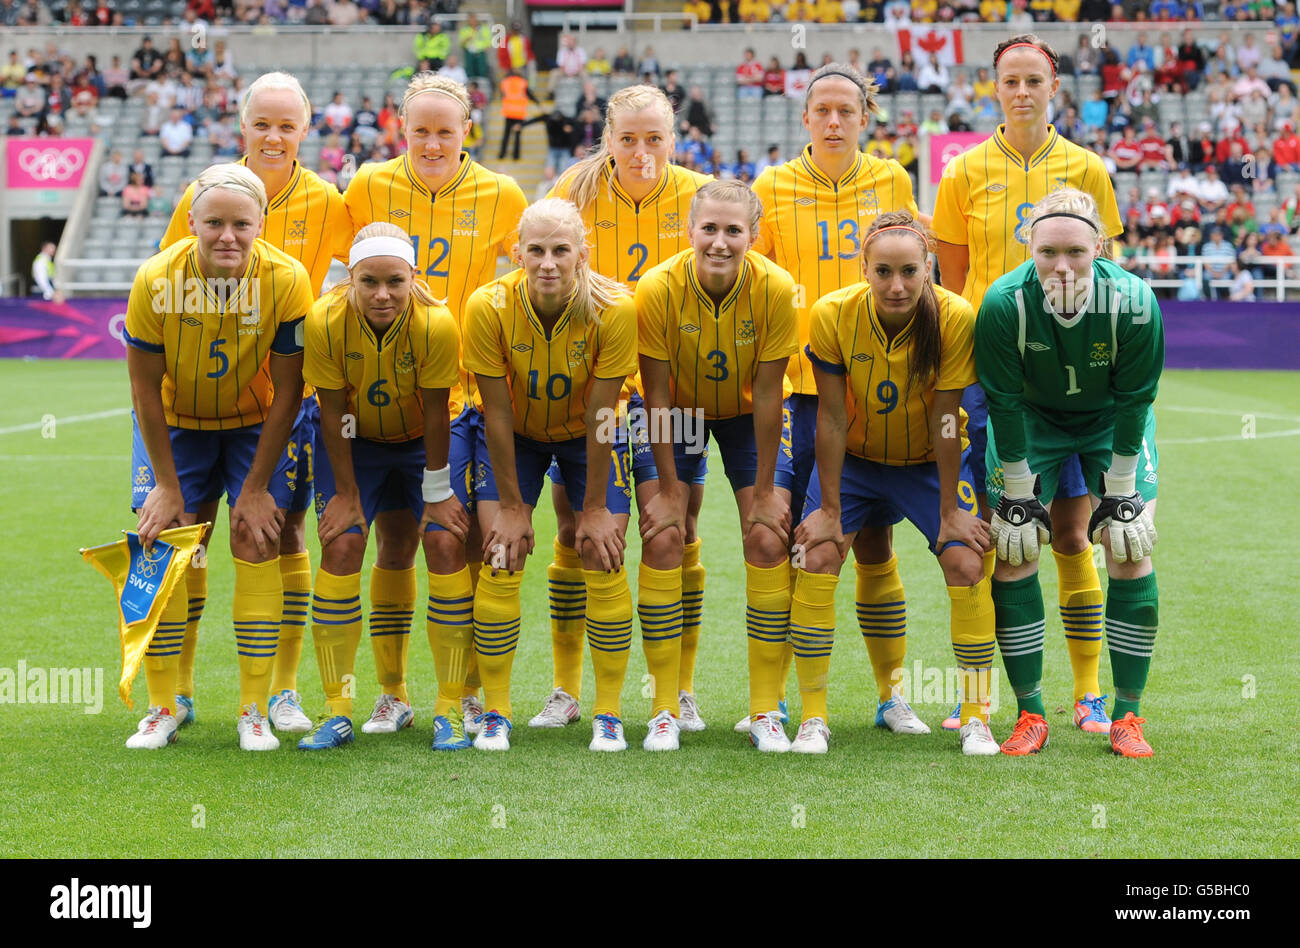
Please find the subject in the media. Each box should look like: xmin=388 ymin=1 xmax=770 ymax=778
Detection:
xmin=0 ymin=360 xmax=1295 ymax=857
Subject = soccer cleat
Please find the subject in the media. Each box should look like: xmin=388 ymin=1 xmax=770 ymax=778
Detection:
xmin=174 ymin=694 xmax=195 ymax=726
xmin=430 ymin=707 xmax=472 ymax=751
xmin=361 ymin=693 xmax=414 ymax=734
xmin=941 ymin=702 xmax=962 ymax=731
xmin=790 ymin=717 xmax=830 ymax=754
xmin=677 ymin=691 xmax=706 ymax=732
xmin=462 ymin=695 xmax=485 ymax=735
xmin=749 ymin=711 xmax=791 ymax=752
xmin=298 ymin=714 xmax=354 ymax=750
xmin=268 ymin=689 xmax=313 ymax=733
xmin=875 ymin=691 xmax=932 ymax=735
xmin=1074 ymin=692 xmax=1112 ymax=734
xmin=472 ymin=711 xmax=512 ymax=751
xmin=528 ymin=687 xmax=580 ymax=728
xmin=1000 ymin=710 xmax=1049 ymax=756
xmin=642 ymin=709 xmax=681 ymax=751
xmin=733 ymin=698 xmax=787 ymax=733
xmin=959 ymin=717 xmax=1000 ymax=756
xmin=126 ymin=707 xmax=178 ymax=749
xmin=589 ymin=713 xmax=628 ymax=752
xmin=1110 ymin=712 xmax=1153 ymax=758
xmin=238 ymin=703 xmax=280 ymax=751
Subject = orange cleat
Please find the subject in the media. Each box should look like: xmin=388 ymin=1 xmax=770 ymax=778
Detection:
xmin=1000 ymin=710 xmax=1049 ymax=756
xmin=1110 ymin=712 xmax=1153 ymax=758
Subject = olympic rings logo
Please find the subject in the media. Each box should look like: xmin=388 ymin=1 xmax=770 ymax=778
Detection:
xmin=17 ymin=146 xmax=86 ymax=182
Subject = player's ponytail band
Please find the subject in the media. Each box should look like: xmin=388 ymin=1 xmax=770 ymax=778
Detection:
xmin=1029 ymin=212 xmax=1099 ymax=231
xmin=995 ymin=42 xmax=1056 ymax=77
xmin=349 ymin=236 xmax=417 ymax=269
xmin=865 ymin=225 xmax=928 ymax=246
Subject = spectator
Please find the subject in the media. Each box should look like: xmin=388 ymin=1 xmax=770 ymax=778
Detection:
xmin=14 ymin=74 xmax=43 ymax=117
xmin=1251 ymin=147 xmax=1277 ymax=195
xmin=572 ymin=105 xmax=603 ymax=154
xmin=323 ymin=91 xmax=353 ymax=135
xmin=211 ymin=40 xmax=235 ymax=81
xmin=867 ymin=47 xmax=893 ymax=85
xmin=1235 ymin=32 xmax=1262 ymax=73
xmin=1164 ymin=120 xmax=1193 ymax=167
xmin=683 ymin=85 xmax=713 ymax=138
xmin=99 ymin=149 xmax=128 ymax=196
xmin=173 ymin=72 xmax=202 ymax=114
xmin=1215 ymin=124 xmax=1250 ymax=165
xmin=1233 ymin=65 xmax=1270 ymax=101
xmin=1238 ymin=230 xmax=1264 ymax=277
xmin=328 ymin=0 xmax=361 ymax=26
xmin=1201 ymin=227 xmax=1237 ymax=297
xmin=637 ymin=45 xmax=660 ymax=79
xmin=661 ymin=69 xmax=686 ymax=114
xmin=162 ymin=38 xmax=185 ymax=75
xmin=1167 ymin=164 xmax=1199 ymax=201
xmin=414 ymin=21 xmax=449 ymax=70
xmin=159 ymin=108 xmax=194 ymax=156
xmin=896 ymin=109 xmax=918 ymax=138
xmin=1228 ymin=265 xmax=1256 ymax=300
xmin=1137 ymin=119 xmax=1168 ymax=170
xmin=31 ymin=241 xmax=57 ymax=300
xmin=1110 ymin=126 xmax=1143 ymax=171
xmin=1190 ymin=121 xmax=1218 ymax=170
xmin=1260 ymin=228 xmax=1294 ymax=258
xmin=1074 ymin=34 xmax=1100 ymax=76
xmin=102 ymin=55 xmax=129 ymax=99
xmin=917 ymin=53 xmax=949 ymax=94
xmin=726 ymin=147 xmax=756 ymax=181
xmin=1272 ymin=86 xmax=1300 ymax=135
xmin=920 ymin=108 xmax=948 ymax=135
xmin=947 ymin=69 xmax=974 ymax=115
xmin=682 ymin=0 xmax=710 ymax=26
xmin=1170 ymin=196 xmax=1201 ymax=231
xmin=865 ymin=124 xmax=893 ymax=159
xmin=572 ymin=80 xmax=605 ymax=121
xmin=1258 ymin=44 xmax=1294 ymax=94
xmin=459 ymin=13 xmax=494 ymax=90
xmin=439 ymin=55 xmax=468 ymax=87
xmin=1053 ymin=105 xmax=1083 ymax=141
xmin=128 ymin=149 xmax=154 ymax=188
xmin=140 ymin=91 xmax=166 ymax=135
xmin=530 ymin=108 xmax=576 ymax=176
xmin=132 ymin=36 xmax=163 ymax=81
xmin=1176 ymin=28 xmax=1206 ymax=91
xmin=1176 ymin=267 xmax=1204 ymax=300
xmin=740 ymin=0 xmax=774 ymax=22
xmin=351 ymin=95 xmax=379 ymax=145
xmin=321 ymin=131 xmax=345 ymax=172
xmin=1131 ymin=88 xmax=1159 ymax=128
xmin=612 ymin=46 xmax=635 ymax=77
xmin=304 ymin=0 xmax=330 ymax=25
xmin=1197 ymin=162 xmax=1230 ymax=213
xmin=587 ymin=48 xmax=611 ymax=77
xmin=1100 ymin=48 xmax=1129 ymax=103
xmin=1127 ymin=32 xmax=1157 ymax=71
xmin=208 ymin=113 xmax=239 ymax=157
xmin=121 ymin=171 xmax=152 ymax=218
xmin=498 ymin=68 xmax=538 ymax=161
xmin=555 ymin=33 xmax=587 ymax=82
xmin=1119 ymin=184 xmax=1145 ymax=222
xmin=896 ymin=51 xmax=918 ymax=92
xmin=5 ymin=113 xmax=23 ymax=135
xmin=784 ymin=52 xmax=812 ymax=100
xmin=755 ymin=142 xmax=782 ymax=174
xmin=737 ymin=48 xmax=765 ymax=99
xmin=680 ymin=126 xmax=714 ymax=167
xmin=1 ymin=50 xmax=25 ymax=94
xmin=762 ymin=56 xmax=785 ymax=97
xmin=498 ymin=22 xmax=536 ymax=81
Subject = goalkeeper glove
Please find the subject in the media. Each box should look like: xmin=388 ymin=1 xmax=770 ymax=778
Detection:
xmin=1088 ymin=471 xmax=1157 ymax=564
xmin=991 ymin=471 xmax=1052 ymax=567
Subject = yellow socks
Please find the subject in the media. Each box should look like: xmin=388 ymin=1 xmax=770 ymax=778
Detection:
xmin=144 ymin=585 xmax=189 ymax=716
xmin=637 ymin=562 xmax=683 ymax=718
xmin=584 ymin=567 xmax=633 ymax=718
xmin=428 ymin=566 xmax=474 ymax=717
xmin=745 ymin=561 xmax=791 ymax=717
xmin=789 ymin=569 xmax=838 ymax=723
xmin=271 ymin=550 xmax=311 ymax=695
xmin=1055 ymin=547 xmax=1104 ymax=701
xmin=856 ymin=556 xmax=907 ymax=703
xmin=679 ymin=539 xmax=706 ymax=695
xmin=310 ymin=568 xmax=363 ymax=718
xmin=777 ymin=560 xmax=798 ymax=703
xmin=473 ymin=567 xmax=523 ymax=721
xmin=233 ymin=556 xmax=282 ymax=711
xmin=369 ymin=565 xmax=415 ymax=703
xmin=948 ymin=577 xmax=996 ymax=724
xmin=177 ymin=562 xmax=206 ymax=698
xmin=547 ymin=540 xmax=586 ymax=698
xmin=982 ymin=548 xmax=996 ymax=582
xmin=464 ymin=560 xmax=483 ymax=698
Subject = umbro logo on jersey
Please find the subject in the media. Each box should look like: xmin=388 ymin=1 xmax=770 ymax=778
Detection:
xmin=182 ymin=317 xmax=201 ymax=326
xmin=796 ymin=197 xmax=815 ymax=206
xmin=1025 ymin=342 xmax=1051 ymax=352
xmin=389 ymin=209 xmax=410 ymax=220
xmin=512 ymin=343 xmax=533 ymax=353
xmin=987 ymin=183 xmax=1007 ymax=193
xmin=680 ymin=324 xmax=699 ymax=333
xmin=852 ymin=352 xmax=872 ymax=362
xmin=346 ymin=351 xmax=363 ymax=360
xmin=596 ymin=220 xmax=614 ymax=229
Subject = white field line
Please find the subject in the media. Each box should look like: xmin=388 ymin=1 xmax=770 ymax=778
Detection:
xmin=0 ymin=406 xmax=131 ymax=436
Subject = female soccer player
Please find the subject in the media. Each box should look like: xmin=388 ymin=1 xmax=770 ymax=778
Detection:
xmin=636 ymin=180 xmax=798 ymax=752
xmin=344 ymin=72 xmax=527 ymax=736
xmin=124 ymin=163 xmax=313 ymax=750
xmin=751 ymin=62 xmax=929 ymax=736
xmin=793 ymin=212 xmax=998 ymax=756
xmin=462 ymin=198 xmax=638 ymax=752
xmin=153 ymin=71 xmax=353 ymax=736
xmin=933 ymin=34 xmax=1125 ymax=735
xmin=529 ymin=84 xmax=713 ymax=734
xmin=976 ymin=189 xmax=1162 ymax=758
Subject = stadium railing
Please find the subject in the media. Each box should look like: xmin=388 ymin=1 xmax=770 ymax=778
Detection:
xmin=1130 ymin=254 xmax=1300 ymax=300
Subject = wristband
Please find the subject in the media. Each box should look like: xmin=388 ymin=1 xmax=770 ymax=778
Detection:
xmin=1002 ymin=460 xmax=1037 ymax=499
xmin=422 ymin=465 xmax=453 ymax=503
xmin=1103 ymin=454 xmax=1138 ymax=496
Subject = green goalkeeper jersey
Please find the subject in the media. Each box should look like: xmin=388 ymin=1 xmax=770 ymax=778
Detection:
xmin=974 ymin=257 xmax=1164 ymax=465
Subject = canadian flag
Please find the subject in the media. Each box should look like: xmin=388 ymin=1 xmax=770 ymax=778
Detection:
xmin=897 ymin=27 xmax=965 ymax=68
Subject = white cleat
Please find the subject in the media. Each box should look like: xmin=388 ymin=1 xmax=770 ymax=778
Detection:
xmin=462 ymin=695 xmax=485 ymax=735
xmin=959 ymin=717 xmax=1000 ymax=756
xmin=790 ymin=717 xmax=830 ymax=754
xmin=267 ymin=689 xmax=312 ymax=733
xmin=472 ymin=711 xmax=512 ymax=751
xmin=528 ymin=687 xmax=580 ymax=728
xmin=589 ymin=714 xmax=628 ymax=752
xmin=642 ymin=709 xmax=681 ymax=751
xmin=749 ymin=711 xmax=791 ymax=752
xmin=677 ymin=691 xmax=706 ymax=732
xmin=876 ymin=690 xmax=932 ymax=735
xmin=238 ymin=704 xmax=280 ymax=751
xmin=361 ymin=693 xmax=414 ymax=734
xmin=126 ymin=706 xmax=178 ymax=749
xmin=733 ymin=714 xmax=752 ymax=733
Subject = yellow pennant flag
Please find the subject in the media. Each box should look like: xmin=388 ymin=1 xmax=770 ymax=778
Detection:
xmin=80 ymin=523 xmax=210 ymax=709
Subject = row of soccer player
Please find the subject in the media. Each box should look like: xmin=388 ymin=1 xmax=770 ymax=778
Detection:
xmin=122 ymin=33 xmax=1161 ymax=759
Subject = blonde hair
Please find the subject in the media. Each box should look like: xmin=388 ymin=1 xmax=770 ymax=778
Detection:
xmin=192 ymin=162 xmax=268 ymax=214
xmin=333 ymin=223 xmax=439 ymax=308
xmin=1026 ymin=187 xmax=1105 ymax=242
xmin=240 ymin=71 xmax=311 ymax=126
xmin=401 ymin=72 xmax=471 ymax=121
xmin=558 ymin=85 xmax=677 ymax=210
xmin=688 ymin=179 xmax=763 ymax=235
xmin=516 ymin=198 xmax=628 ymax=329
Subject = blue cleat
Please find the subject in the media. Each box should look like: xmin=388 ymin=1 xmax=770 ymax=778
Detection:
xmin=1074 ymin=693 xmax=1112 ymax=734
xmin=175 ymin=694 xmax=195 ymax=726
xmin=431 ymin=707 xmax=473 ymax=751
xmin=777 ymin=698 xmax=788 ymax=723
xmin=298 ymin=714 xmax=354 ymax=750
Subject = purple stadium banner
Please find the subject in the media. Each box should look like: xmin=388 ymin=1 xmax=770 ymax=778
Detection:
xmin=0 ymin=299 xmax=1295 ymax=368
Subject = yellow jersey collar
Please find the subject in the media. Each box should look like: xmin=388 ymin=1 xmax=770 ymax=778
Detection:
xmin=184 ymin=243 xmax=260 ymax=313
xmin=608 ymin=157 xmax=668 ymax=211
xmin=865 ymin=287 xmax=916 ymax=352
xmin=685 ymin=252 xmax=750 ymax=314
xmin=799 ymin=143 xmax=864 ymax=191
xmin=239 ymin=155 xmax=302 ymax=213
xmin=993 ymin=124 xmax=1058 ymax=171
xmin=356 ymin=296 xmax=413 ymax=350
xmin=517 ymin=273 xmax=575 ymax=340
xmin=403 ymin=151 xmax=474 ymax=200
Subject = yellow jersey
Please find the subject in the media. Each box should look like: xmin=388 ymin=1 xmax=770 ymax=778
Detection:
xmin=807 ymin=282 xmax=976 ymax=465
xmin=344 ymin=152 xmax=528 ymax=405
xmin=752 ymin=144 xmax=919 ymax=396
xmin=302 ymin=286 xmax=460 ymax=443
xmin=636 ymin=248 xmax=798 ymax=420
xmin=124 ymin=236 xmax=313 ymax=430
xmin=931 ymin=124 xmax=1123 ymax=311
xmin=462 ymin=268 xmax=638 ymax=443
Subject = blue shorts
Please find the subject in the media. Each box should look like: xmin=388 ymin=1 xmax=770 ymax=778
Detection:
xmin=283 ymin=394 xmax=319 ymax=514
xmin=675 ymin=412 xmax=795 ymax=493
xmin=965 ymin=382 xmax=1086 ymax=500
xmin=785 ymin=393 xmax=818 ymax=524
xmin=314 ymin=435 xmax=465 ymax=535
xmin=130 ymin=411 xmax=296 ymax=513
xmin=801 ymin=450 xmax=979 ymax=556
xmin=451 ymin=405 xmax=485 ymax=512
xmin=548 ymin=391 xmax=709 ymax=488
xmin=480 ymin=434 xmax=632 ymax=514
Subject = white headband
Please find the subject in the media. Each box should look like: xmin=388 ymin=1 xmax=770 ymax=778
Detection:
xmin=349 ymin=236 xmax=416 ymax=269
